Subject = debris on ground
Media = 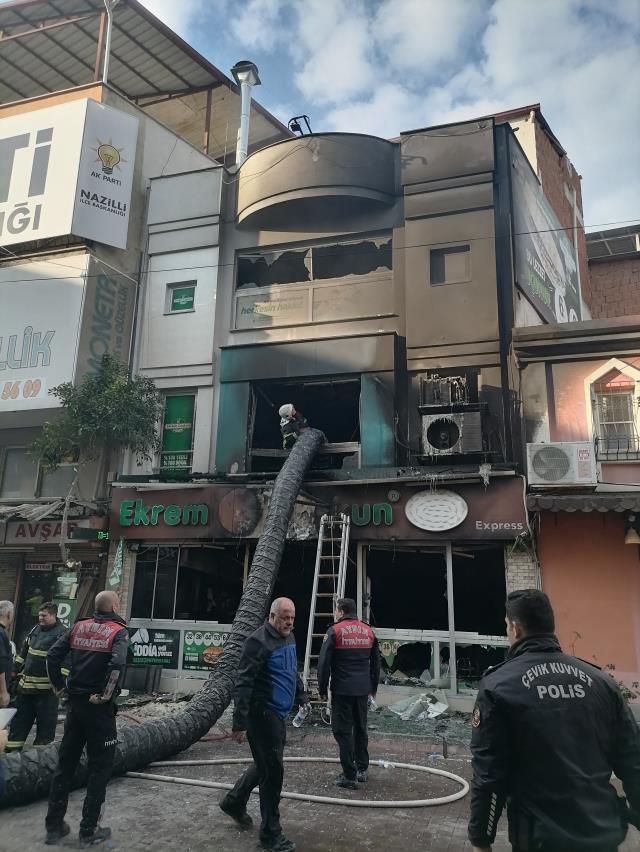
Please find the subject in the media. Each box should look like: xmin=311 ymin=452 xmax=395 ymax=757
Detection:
xmin=386 ymin=689 xmax=449 ymax=721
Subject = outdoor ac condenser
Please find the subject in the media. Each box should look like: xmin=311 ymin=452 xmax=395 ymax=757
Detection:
xmin=420 ymin=410 xmax=483 ymax=456
xmin=526 ymin=442 xmax=598 ymax=487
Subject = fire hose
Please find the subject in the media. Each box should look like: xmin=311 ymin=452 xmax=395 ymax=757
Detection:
xmin=127 ymin=756 xmax=469 ymax=808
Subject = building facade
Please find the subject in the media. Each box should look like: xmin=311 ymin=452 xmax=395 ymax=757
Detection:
xmin=114 ymin=113 xmax=590 ymax=698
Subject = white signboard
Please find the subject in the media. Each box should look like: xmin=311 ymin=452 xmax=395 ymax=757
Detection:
xmin=0 ymin=99 xmax=138 ymax=250
xmin=0 ymin=257 xmax=85 ymax=411
xmin=72 ymin=101 xmax=139 ymax=250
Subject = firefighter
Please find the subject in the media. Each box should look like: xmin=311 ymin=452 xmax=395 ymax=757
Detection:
xmin=468 ymin=589 xmax=640 ymax=852
xmin=6 ymin=601 xmax=68 ymax=752
xmin=278 ymin=404 xmax=308 ymax=450
xmin=44 ymin=590 xmax=128 ymax=848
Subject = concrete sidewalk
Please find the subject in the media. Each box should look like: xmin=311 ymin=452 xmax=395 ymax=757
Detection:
xmin=2 ymin=722 xmax=638 ymax=852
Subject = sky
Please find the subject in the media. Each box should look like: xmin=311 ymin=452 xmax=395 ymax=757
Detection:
xmin=135 ymin=0 xmax=640 ymax=232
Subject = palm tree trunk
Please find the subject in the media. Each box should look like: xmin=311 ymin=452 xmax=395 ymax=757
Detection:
xmin=0 ymin=428 xmax=324 ymax=807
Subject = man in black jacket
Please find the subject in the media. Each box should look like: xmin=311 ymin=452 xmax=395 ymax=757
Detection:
xmin=468 ymin=589 xmax=640 ymax=852
xmin=220 ymin=597 xmax=308 ymax=852
xmin=44 ymin=590 xmax=128 ymax=848
xmin=318 ymin=597 xmax=380 ymax=789
xmin=7 ymin=601 xmax=68 ymax=752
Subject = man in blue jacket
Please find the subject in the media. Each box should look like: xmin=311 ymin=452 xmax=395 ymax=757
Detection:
xmin=220 ymin=597 xmax=308 ymax=852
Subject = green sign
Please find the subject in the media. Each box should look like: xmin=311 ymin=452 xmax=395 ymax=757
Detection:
xmin=119 ymin=499 xmax=208 ymax=527
xmin=54 ymin=597 xmax=77 ymax=629
xmin=128 ymin=627 xmax=180 ymax=669
xmin=182 ymin=629 xmax=229 ymax=671
xmin=161 ymin=395 xmax=194 ymax=473
xmin=170 ymin=284 xmax=195 ymax=312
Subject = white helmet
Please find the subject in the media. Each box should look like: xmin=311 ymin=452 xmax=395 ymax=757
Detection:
xmin=278 ymin=403 xmax=295 ymax=418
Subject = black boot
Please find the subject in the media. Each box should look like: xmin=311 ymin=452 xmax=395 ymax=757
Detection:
xmin=45 ymin=821 xmax=70 ymax=845
xmin=260 ymin=835 xmax=296 ymax=852
xmin=219 ymin=795 xmax=253 ymax=829
xmin=79 ymin=826 xmax=111 ymax=847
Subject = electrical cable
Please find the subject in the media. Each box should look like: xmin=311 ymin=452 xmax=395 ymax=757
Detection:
xmin=127 ymin=755 xmax=469 ymax=808
xmin=1 ymin=217 xmax=637 ymax=283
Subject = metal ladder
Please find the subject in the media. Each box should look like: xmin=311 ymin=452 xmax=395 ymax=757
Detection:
xmin=302 ymin=513 xmax=350 ymax=692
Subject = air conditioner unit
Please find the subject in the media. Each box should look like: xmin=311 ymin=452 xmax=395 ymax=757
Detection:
xmin=420 ymin=410 xmax=483 ymax=456
xmin=526 ymin=442 xmax=597 ymax=487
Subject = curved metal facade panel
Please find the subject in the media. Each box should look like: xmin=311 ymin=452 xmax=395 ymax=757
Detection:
xmin=236 ymin=133 xmax=398 ymax=227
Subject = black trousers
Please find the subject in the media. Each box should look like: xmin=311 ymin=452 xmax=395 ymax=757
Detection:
xmin=331 ymin=693 xmax=369 ymax=781
xmin=6 ymin=691 xmax=59 ymax=750
xmin=225 ymin=708 xmax=286 ymax=841
xmin=46 ymin=696 xmax=117 ymax=836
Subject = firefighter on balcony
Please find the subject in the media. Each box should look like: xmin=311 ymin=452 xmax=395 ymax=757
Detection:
xmin=6 ymin=601 xmax=69 ymax=752
xmin=279 ymin=404 xmax=308 ymax=450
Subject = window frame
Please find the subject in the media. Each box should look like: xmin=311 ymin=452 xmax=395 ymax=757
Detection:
xmin=164 ymin=280 xmax=197 ymax=315
xmin=584 ymin=358 xmax=640 ymax=460
xmin=429 ymin=242 xmax=472 ymax=287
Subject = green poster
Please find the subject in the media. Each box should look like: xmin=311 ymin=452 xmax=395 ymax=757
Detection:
xmin=171 ymin=285 xmax=195 ymax=312
xmin=182 ymin=629 xmax=229 ymax=671
xmin=161 ymin=395 xmax=194 ymax=472
xmin=54 ymin=597 xmax=77 ymax=629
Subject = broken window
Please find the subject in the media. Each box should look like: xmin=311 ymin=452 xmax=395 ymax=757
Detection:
xmin=249 ymin=378 xmax=361 ymax=473
xmin=236 ymin=234 xmax=392 ymax=290
xmin=452 ymin=546 xmax=506 ymax=635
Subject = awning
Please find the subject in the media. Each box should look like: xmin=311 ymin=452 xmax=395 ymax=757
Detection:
xmin=527 ymin=493 xmax=640 ymax=512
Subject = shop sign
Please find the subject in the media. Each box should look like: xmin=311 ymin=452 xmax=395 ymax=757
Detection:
xmin=0 ymin=257 xmax=86 ymax=411
xmin=211 ymin=478 xmax=527 ymax=541
xmin=160 ymin=395 xmax=195 ymax=473
xmin=111 ymin=488 xmax=214 ymax=539
xmin=128 ymin=627 xmax=180 ymax=669
xmin=182 ymin=629 xmax=229 ymax=671
xmin=54 ymin=597 xmax=77 ymax=629
xmin=5 ymin=518 xmax=105 ymax=545
xmin=0 ymin=99 xmax=138 ymax=250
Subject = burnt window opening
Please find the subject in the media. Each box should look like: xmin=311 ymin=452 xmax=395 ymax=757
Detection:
xmin=367 ymin=549 xmax=449 ymax=631
xmin=236 ymin=235 xmax=392 ymax=290
xmin=249 ymin=378 xmax=361 ymax=473
xmin=130 ymin=546 xmax=244 ymax=622
xmin=452 ymin=547 xmax=506 ymax=636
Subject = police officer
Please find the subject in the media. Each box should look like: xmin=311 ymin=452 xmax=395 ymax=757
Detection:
xmin=468 ymin=589 xmax=640 ymax=852
xmin=6 ymin=602 xmax=68 ymax=752
xmin=318 ymin=597 xmax=380 ymax=789
xmin=44 ymin=590 xmax=128 ymax=848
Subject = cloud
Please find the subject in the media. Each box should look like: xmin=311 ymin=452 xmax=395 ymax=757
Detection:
xmin=228 ymin=0 xmax=287 ymax=51
xmin=373 ymin=0 xmax=487 ymax=74
xmin=137 ymin=0 xmax=208 ymax=39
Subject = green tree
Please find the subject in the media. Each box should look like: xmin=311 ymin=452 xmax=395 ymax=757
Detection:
xmin=30 ymin=354 xmax=163 ymax=563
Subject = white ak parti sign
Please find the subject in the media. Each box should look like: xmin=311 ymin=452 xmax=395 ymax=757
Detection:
xmin=0 ymin=98 xmax=138 ymax=250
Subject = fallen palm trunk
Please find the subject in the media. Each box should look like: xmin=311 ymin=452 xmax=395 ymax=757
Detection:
xmin=0 ymin=427 xmax=324 ymax=807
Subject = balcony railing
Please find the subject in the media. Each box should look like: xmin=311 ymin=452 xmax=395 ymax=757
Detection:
xmin=595 ymin=435 xmax=640 ymax=461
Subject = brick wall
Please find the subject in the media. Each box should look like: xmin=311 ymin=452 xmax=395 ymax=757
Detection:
xmin=534 ymin=120 xmax=591 ymax=308
xmin=505 ymin=545 xmax=541 ymax=592
xmin=588 ymin=256 xmax=640 ymax=318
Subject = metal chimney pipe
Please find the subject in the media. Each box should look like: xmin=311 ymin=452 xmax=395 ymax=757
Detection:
xmin=230 ymin=61 xmax=261 ymax=166
xmin=102 ymin=0 xmax=120 ymax=85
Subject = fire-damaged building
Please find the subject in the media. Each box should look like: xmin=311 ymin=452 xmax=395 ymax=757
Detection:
xmin=113 ymin=97 xmax=593 ymax=703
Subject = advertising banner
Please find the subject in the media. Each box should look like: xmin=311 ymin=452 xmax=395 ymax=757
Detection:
xmin=0 ymin=99 xmax=138 ymax=250
xmin=54 ymin=597 xmax=77 ymax=629
xmin=160 ymin=395 xmax=195 ymax=472
xmin=75 ymin=256 xmax=137 ymax=381
xmin=0 ymin=257 xmax=86 ymax=411
xmin=128 ymin=627 xmax=180 ymax=669
xmin=72 ymin=100 xmax=139 ymax=250
xmin=510 ymin=139 xmax=581 ymax=323
xmin=182 ymin=628 xmax=229 ymax=671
